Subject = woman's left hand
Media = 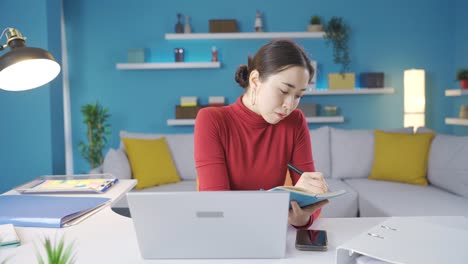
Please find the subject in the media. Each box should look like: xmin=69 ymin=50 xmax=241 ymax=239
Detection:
xmin=288 ymin=200 xmax=329 ymax=227
xmin=288 ymin=172 xmax=329 ymax=227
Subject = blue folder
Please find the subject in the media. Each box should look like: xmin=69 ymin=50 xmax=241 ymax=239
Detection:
xmin=0 ymin=195 xmax=110 ymax=228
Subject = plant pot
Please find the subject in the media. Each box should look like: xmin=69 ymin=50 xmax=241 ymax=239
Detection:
xmin=328 ymin=73 xmax=355 ymax=90
xmin=461 ymin=80 xmax=468 ymax=89
xmin=307 ymin=24 xmax=323 ymax=32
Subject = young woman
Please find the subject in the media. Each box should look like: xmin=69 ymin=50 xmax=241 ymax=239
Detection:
xmin=194 ymin=39 xmax=329 ymax=228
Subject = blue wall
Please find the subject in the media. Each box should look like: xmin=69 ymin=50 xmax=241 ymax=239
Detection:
xmin=63 ymin=0 xmax=459 ymax=172
xmin=1 ymin=0 xmax=466 ymax=191
xmin=0 ymin=0 xmax=63 ymax=193
xmin=452 ymin=0 xmax=468 ymax=135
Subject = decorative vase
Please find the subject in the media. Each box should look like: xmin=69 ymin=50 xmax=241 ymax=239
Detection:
xmin=211 ymin=46 xmax=218 ymax=62
xmin=255 ymin=10 xmax=263 ymax=32
xmin=184 ymin=15 xmax=192 ymax=33
xmin=461 ymin=80 xmax=468 ymax=89
xmin=307 ymin=24 xmax=323 ymax=32
xmin=175 ymin=13 xmax=184 ymax=33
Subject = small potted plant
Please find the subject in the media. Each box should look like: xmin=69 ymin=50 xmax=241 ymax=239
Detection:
xmin=325 ymin=16 xmax=351 ymax=74
xmin=325 ymin=16 xmax=354 ymax=89
xmin=308 ymin=16 xmax=323 ymax=32
xmin=78 ymin=101 xmax=111 ymax=169
xmin=456 ymin=69 xmax=468 ymax=89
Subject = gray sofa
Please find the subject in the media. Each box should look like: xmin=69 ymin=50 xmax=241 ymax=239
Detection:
xmin=95 ymin=127 xmax=468 ymax=218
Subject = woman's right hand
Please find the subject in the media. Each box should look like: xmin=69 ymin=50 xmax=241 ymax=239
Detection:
xmin=294 ymin=171 xmax=328 ymax=194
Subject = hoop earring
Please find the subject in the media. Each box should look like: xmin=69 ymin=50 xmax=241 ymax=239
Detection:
xmin=251 ymin=90 xmax=256 ymax=106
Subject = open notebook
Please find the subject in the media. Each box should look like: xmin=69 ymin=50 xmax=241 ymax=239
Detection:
xmin=268 ymin=186 xmax=346 ymax=208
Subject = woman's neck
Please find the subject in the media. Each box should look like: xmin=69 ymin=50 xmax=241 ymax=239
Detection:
xmin=241 ymin=88 xmax=260 ymax=115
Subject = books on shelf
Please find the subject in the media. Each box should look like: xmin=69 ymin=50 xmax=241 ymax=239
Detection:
xmin=0 ymin=195 xmax=110 ymax=228
xmin=208 ymin=96 xmax=225 ymax=106
xmin=268 ymin=186 xmax=346 ymax=208
xmin=15 ymin=174 xmax=118 ymax=194
xmin=0 ymin=224 xmax=20 ymax=247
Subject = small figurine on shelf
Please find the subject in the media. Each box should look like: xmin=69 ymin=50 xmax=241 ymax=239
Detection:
xmin=175 ymin=13 xmax=184 ymax=33
xmin=184 ymin=15 xmax=192 ymax=33
xmin=174 ymin=48 xmax=184 ymax=62
xmin=255 ymin=10 xmax=263 ymax=32
xmin=211 ymin=46 xmax=218 ymax=62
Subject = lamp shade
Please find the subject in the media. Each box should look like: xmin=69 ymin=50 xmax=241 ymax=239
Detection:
xmin=404 ymin=69 xmax=425 ymax=128
xmin=0 ymin=46 xmax=61 ymax=91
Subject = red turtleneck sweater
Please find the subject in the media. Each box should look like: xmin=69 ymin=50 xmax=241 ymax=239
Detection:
xmin=194 ymin=96 xmax=320 ymax=228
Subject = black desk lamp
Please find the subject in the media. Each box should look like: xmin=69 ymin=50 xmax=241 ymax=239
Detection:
xmin=0 ymin=28 xmax=61 ymax=91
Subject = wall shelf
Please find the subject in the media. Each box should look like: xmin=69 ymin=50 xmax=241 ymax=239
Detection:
xmin=305 ymin=116 xmax=344 ymax=123
xmin=165 ymin=32 xmax=325 ymax=40
xmin=167 ymin=116 xmax=344 ymax=126
xmin=445 ymin=118 xmax=468 ymax=126
xmin=167 ymin=119 xmax=196 ymax=126
xmin=445 ymin=89 xmax=468 ymax=96
xmin=116 ymin=62 xmax=221 ymax=70
xmin=304 ymin=87 xmax=394 ymax=95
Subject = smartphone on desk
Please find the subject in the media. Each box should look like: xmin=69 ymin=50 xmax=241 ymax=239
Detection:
xmin=295 ymin=229 xmax=328 ymax=251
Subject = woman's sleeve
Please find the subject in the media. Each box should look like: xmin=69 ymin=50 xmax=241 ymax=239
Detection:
xmin=289 ymin=111 xmax=321 ymax=229
xmin=194 ymin=108 xmax=231 ymax=191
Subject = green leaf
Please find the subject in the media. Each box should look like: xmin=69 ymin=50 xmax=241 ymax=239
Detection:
xmin=36 ymin=235 xmax=76 ymax=264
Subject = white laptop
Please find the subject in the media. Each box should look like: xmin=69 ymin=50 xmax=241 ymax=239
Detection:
xmin=127 ymin=191 xmax=289 ymax=259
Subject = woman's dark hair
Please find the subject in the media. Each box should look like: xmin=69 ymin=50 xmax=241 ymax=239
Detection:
xmin=234 ymin=39 xmax=314 ymax=89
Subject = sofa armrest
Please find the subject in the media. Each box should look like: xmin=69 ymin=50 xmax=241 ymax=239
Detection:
xmin=90 ymin=165 xmax=103 ymax=174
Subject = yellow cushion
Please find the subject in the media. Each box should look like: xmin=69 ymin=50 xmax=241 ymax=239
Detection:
xmin=369 ymin=130 xmax=435 ymax=186
xmin=122 ymin=137 xmax=181 ymax=189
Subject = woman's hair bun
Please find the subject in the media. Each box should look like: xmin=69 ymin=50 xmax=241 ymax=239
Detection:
xmin=235 ymin=64 xmax=249 ymax=88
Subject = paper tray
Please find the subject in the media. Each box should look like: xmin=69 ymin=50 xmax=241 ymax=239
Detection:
xmin=15 ymin=174 xmax=118 ymax=194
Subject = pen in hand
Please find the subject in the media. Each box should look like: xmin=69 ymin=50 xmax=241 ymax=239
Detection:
xmin=287 ymin=163 xmax=304 ymax=175
xmin=287 ymin=163 xmax=330 ymax=191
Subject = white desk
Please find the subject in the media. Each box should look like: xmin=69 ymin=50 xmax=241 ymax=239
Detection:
xmin=1 ymin=182 xmax=468 ymax=263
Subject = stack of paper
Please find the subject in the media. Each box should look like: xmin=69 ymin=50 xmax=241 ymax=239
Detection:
xmin=0 ymin=224 xmax=20 ymax=247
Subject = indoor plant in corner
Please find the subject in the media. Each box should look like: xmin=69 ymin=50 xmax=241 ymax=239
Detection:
xmin=456 ymin=69 xmax=468 ymax=89
xmin=325 ymin=16 xmax=354 ymax=90
xmin=308 ymin=15 xmax=323 ymax=32
xmin=78 ymin=102 xmax=111 ymax=170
